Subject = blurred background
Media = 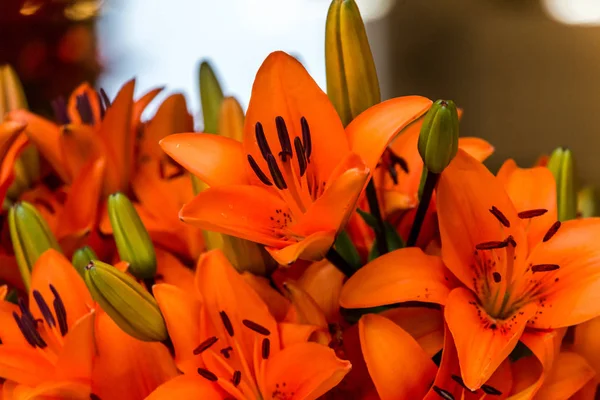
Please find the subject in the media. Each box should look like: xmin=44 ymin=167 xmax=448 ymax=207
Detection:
xmin=1 ymin=0 xmax=599 ymax=184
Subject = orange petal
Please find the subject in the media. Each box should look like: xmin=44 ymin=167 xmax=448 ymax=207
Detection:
xmin=29 ymin=249 xmax=93 ymax=327
xmin=296 ymin=259 xmax=345 ymax=323
xmin=499 ymin=164 xmax=557 ymax=248
xmin=359 ymin=313 xmax=436 ymax=400
xmin=346 ymin=96 xmax=432 ymax=172
xmin=437 ymin=149 xmax=528 ymax=291
xmin=195 ymin=250 xmax=280 ymax=362
xmin=55 ymin=158 xmax=105 ymax=242
xmin=445 ymin=287 xmax=537 ymax=390
xmin=8 ymin=111 xmax=69 ymax=182
xmin=0 ymin=346 xmax=52 ymax=386
xmin=132 ymin=87 xmax=164 ymax=128
xmin=282 ymin=282 xmax=329 ymax=344
xmin=573 ymin=316 xmax=600 ymax=375
xmin=0 ymin=128 xmax=28 ymax=203
xmin=98 ymin=79 xmax=135 ymax=195
xmin=423 ymin=325 xmax=463 ymax=400
xmin=180 ymin=185 xmax=290 ymax=248
xmin=265 ymin=230 xmax=336 ymax=265
xmin=146 ymin=375 xmax=228 ymax=400
xmin=59 ymin=124 xmax=103 ymax=181
xmin=54 ymin=311 xmax=95 ymax=383
xmin=457 ymin=137 xmax=495 ymax=162
xmin=92 ymin=310 xmax=178 ymax=400
xmin=278 ymin=322 xmax=321 ymax=347
xmin=160 ymin=133 xmax=249 ymax=187
xmin=242 ymin=273 xmax=290 ymax=321
xmin=262 ymin=342 xmax=351 ymax=400
xmin=67 ymin=83 xmax=102 ymax=125
xmin=534 ymin=352 xmax=595 ymax=400
xmin=4 ymin=380 xmax=91 ymax=399
xmin=381 ymin=307 xmax=444 ymax=357
xmin=496 ymin=159 xmax=518 ymax=183
xmin=153 ymin=283 xmax=202 ymax=374
xmin=339 ymin=247 xmax=451 ymax=309
xmin=525 ymin=218 xmax=600 ymax=328
xmin=154 ymin=248 xmax=196 ymax=293
xmin=244 ymin=51 xmax=348 ymax=186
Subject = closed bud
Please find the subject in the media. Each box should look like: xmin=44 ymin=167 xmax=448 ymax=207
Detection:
xmin=0 ymin=64 xmax=27 ymax=121
xmin=325 ymin=0 xmax=380 ymax=126
xmin=107 ymin=192 xmax=156 ymax=279
xmin=417 ymin=99 xmax=459 ymax=174
xmin=577 ymin=186 xmax=596 ymax=218
xmin=84 ymin=260 xmax=167 ymax=342
xmin=217 ymin=234 xmax=277 ymax=276
xmin=72 ymin=246 xmax=98 ymax=276
xmin=9 ymin=201 xmax=61 ymax=290
xmin=547 ymin=148 xmax=577 ymax=221
xmin=199 ymin=60 xmax=224 ymax=134
xmin=217 ymin=96 xmax=245 ymax=142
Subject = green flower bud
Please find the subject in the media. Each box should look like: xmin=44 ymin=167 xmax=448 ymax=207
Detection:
xmin=72 ymin=246 xmax=98 ymax=277
xmin=107 ymin=193 xmax=156 ymax=279
xmin=199 ymin=60 xmax=224 ymax=134
xmin=547 ymin=148 xmax=577 ymax=221
xmin=325 ymin=0 xmax=380 ymax=127
xmin=417 ymin=99 xmax=459 ymax=174
xmin=0 ymin=64 xmax=27 ymax=121
xmin=8 ymin=201 xmax=61 ymax=291
xmin=218 ymin=96 xmax=245 ymax=142
xmin=577 ymin=186 xmax=596 ymax=218
xmin=84 ymin=260 xmax=167 ymax=342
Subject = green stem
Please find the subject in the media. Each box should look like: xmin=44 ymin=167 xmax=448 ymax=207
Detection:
xmin=325 ymin=247 xmax=355 ymax=277
xmin=407 ymin=171 xmax=440 ymax=247
xmin=365 ymin=179 xmax=388 ymax=256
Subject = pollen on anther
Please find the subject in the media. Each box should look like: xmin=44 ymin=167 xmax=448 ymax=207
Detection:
xmin=219 ymin=311 xmax=234 ymax=337
xmin=543 ymin=221 xmax=561 ymax=242
xmin=489 ymin=206 xmax=510 ymax=227
xmin=193 ymin=336 xmax=218 ymax=355
xmin=197 ymin=367 xmax=219 ymax=382
xmin=518 ymin=209 xmax=548 ymax=219
xmin=531 ymin=264 xmax=560 ymax=273
xmin=476 ymin=241 xmax=508 ymax=250
xmin=232 ymin=370 xmax=241 ymax=386
xmin=242 ymin=319 xmax=271 ymax=336
xmin=262 ymin=337 xmax=271 ymax=359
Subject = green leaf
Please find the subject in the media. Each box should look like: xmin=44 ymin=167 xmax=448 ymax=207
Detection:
xmin=334 ymin=230 xmax=361 ymax=270
xmin=368 ymin=221 xmax=405 ymax=261
xmin=340 ymin=304 xmax=399 ymax=324
xmin=356 ymin=208 xmax=378 ymax=228
xmin=199 ymin=61 xmax=224 ymax=134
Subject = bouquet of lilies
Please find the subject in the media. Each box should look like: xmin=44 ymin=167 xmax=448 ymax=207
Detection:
xmin=0 ymin=1 xmax=598 ymax=399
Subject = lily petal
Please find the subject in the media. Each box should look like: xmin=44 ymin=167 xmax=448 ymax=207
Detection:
xmin=0 ymin=346 xmax=53 ymax=386
xmin=244 ymin=51 xmax=348 ymax=185
xmin=146 ymin=375 xmax=227 ymax=400
xmin=154 ymin=248 xmax=196 ymax=293
xmin=445 ymin=287 xmax=536 ymax=390
xmin=266 ymin=230 xmax=336 ymax=265
xmin=573 ymin=315 xmax=600 ymax=376
xmin=437 ymin=149 xmax=528 ymax=291
xmin=160 ymin=133 xmax=249 ymax=187
xmin=59 ymin=124 xmax=102 ymax=182
xmin=53 ymin=311 xmax=95 ymax=383
xmin=359 ymin=313 xmax=436 ymax=400
xmin=180 ymin=184 xmax=291 ymax=248
xmin=242 ymin=273 xmax=290 ymax=321
xmin=283 ymin=282 xmax=330 ymax=345
xmin=339 ymin=247 xmax=451 ymax=309
xmin=381 ymin=307 xmax=444 ymax=357
xmin=66 ymin=83 xmax=102 ymax=125
xmin=0 ymin=128 xmax=28 ymax=202
xmin=525 ymin=217 xmax=600 ymax=328
xmin=262 ymin=342 xmax=351 ymax=400
xmin=346 ymin=96 xmax=432 ymax=172
xmin=534 ymin=352 xmax=595 ymax=400
xmin=297 ymin=260 xmax=345 ymax=323
xmin=153 ymin=283 xmax=202 ymax=374
xmin=457 ymin=137 xmax=495 ymax=162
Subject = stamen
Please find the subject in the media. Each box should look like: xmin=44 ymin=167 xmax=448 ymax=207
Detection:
xmin=51 ymin=97 xmax=70 ymax=125
xmin=518 ymin=209 xmax=548 ymax=219
xmin=293 ymin=137 xmax=307 ymax=177
xmin=197 ymin=367 xmax=219 ymax=382
xmin=255 ymin=122 xmax=272 ymax=161
xmin=275 ymin=116 xmax=293 ymax=162
xmin=76 ymin=94 xmax=94 ymax=125
xmin=99 ymin=88 xmax=111 ymax=108
xmin=489 ymin=206 xmax=510 ymax=228
xmin=492 ymin=272 xmax=502 ymax=283
xmin=300 ymin=117 xmax=312 ymax=161
xmin=266 ymin=154 xmax=287 ymax=190
xmin=450 ymin=375 xmax=476 ymax=393
xmin=96 ymin=91 xmax=106 ymax=119
xmin=12 ymin=312 xmax=37 ymax=347
xmin=531 ymin=264 xmax=560 ymax=273
xmin=504 ymin=234 xmax=517 ymax=248
xmin=432 ymin=385 xmax=455 ymax=400
xmin=14 ymin=305 xmax=47 ymax=349
xmin=220 ymin=346 xmax=233 ymax=358
xmin=219 ymin=311 xmax=234 ymax=337
xmin=476 ymin=241 xmax=508 ymax=250
xmin=543 ymin=221 xmax=561 ymax=242
xmin=247 ymin=155 xmax=273 ymax=186
xmin=193 ymin=336 xmax=218 ymax=355
xmin=481 ymin=384 xmax=502 ymax=395
xmin=50 ymin=284 xmax=68 ymax=336
xmin=232 ymin=370 xmax=241 ymax=387
xmin=32 ymin=290 xmax=56 ymax=328
xmin=90 ymin=394 xmax=101 ymax=400
xmin=261 ymin=338 xmax=271 ymax=359
xmin=242 ymin=319 xmax=271 ymax=336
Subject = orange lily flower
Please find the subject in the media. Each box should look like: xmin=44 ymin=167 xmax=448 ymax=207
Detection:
xmin=0 ymin=249 xmax=96 ymax=399
xmin=150 ymin=249 xmax=351 ymax=399
xmin=0 ymin=121 xmax=29 ymax=204
xmin=160 ymin=51 xmax=432 ymax=265
xmin=341 ymin=150 xmax=600 ymax=390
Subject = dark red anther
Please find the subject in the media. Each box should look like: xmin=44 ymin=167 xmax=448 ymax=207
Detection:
xmin=255 ymin=122 xmax=272 ymax=161
xmin=242 ymin=319 xmax=271 ymax=336
xmin=489 ymin=206 xmax=510 ymax=228
xmin=518 ymin=209 xmax=548 ymax=219
xmin=50 ymin=284 xmax=68 ymax=336
xmin=432 ymin=385 xmax=455 ymax=400
xmin=193 ymin=336 xmax=218 ymax=355
xmin=232 ymin=370 xmax=241 ymax=387
xmin=32 ymin=290 xmax=56 ymax=328
xmin=531 ymin=264 xmax=560 ymax=273
xmin=543 ymin=221 xmax=561 ymax=242
xmin=505 ymin=235 xmax=517 ymax=247
xmin=248 ymin=155 xmax=273 ymax=186
xmin=219 ymin=311 xmax=234 ymax=337
xmin=476 ymin=241 xmax=508 ymax=250
xmin=481 ymin=384 xmax=502 ymax=395
xmin=261 ymin=338 xmax=271 ymax=359
xmin=51 ymin=96 xmax=70 ymax=125
xmin=76 ymin=93 xmax=94 ymax=125
xmin=275 ymin=116 xmax=293 ymax=162
xmin=300 ymin=117 xmax=312 ymax=161
xmin=293 ymin=137 xmax=307 ymax=177
xmin=197 ymin=368 xmax=219 ymax=382
xmin=267 ymin=154 xmax=287 ymax=190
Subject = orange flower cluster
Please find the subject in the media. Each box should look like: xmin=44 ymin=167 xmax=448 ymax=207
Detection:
xmin=0 ymin=2 xmax=599 ymax=400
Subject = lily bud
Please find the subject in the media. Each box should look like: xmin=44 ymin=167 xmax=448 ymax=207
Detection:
xmin=72 ymin=246 xmax=98 ymax=276
xmin=199 ymin=60 xmax=224 ymax=133
xmin=547 ymin=148 xmax=577 ymax=221
xmin=217 ymin=96 xmax=245 ymax=142
xmin=325 ymin=0 xmax=380 ymax=126
xmin=107 ymin=193 xmax=156 ymax=279
xmin=9 ymin=201 xmax=61 ymax=290
xmin=417 ymin=99 xmax=459 ymax=174
xmin=578 ymin=186 xmax=596 ymax=218
xmin=0 ymin=64 xmax=27 ymax=120
xmin=204 ymin=230 xmax=276 ymax=276
xmin=84 ymin=260 xmax=167 ymax=342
